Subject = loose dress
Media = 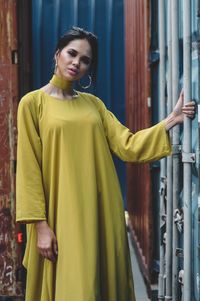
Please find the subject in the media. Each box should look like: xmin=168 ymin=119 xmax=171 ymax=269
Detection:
xmin=16 ymin=90 xmax=171 ymax=301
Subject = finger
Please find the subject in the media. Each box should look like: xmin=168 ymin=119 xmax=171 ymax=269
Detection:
xmin=182 ymin=106 xmax=195 ymax=111
xmin=184 ymin=102 xmax=196 ymax=107
xmin=182 ymin=109 xmax=195 ymax=114
xmin=182 ymin=108 xmax=195 ymax=113
xmin=46 ymin=249 xmax=56 ymax=262
xmin=39 ymin=248 xmax=54 ymax=261
xmin=40 ymin=249 xmax=48 ymax=259
xmin=38 ymin=247 xmax=46 ymax=258
xmin=187 ymin=114 xmax=195 ymax=120
xmin=53 ymin=240 xmax=58 ymax=256
xmin=186 ymin=113 xmax=195 ymax=118
xmin=183 ymin=111 xmax=195 ymax=119
xmin=183 ymin=113 xmax=195 ymax=118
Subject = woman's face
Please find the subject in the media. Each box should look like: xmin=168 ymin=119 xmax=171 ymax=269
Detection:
xmin=55 ymin=39 xmax=92 ymax=81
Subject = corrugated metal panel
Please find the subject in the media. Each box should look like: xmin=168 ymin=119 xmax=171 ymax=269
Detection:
xmin=125 ymin=0 xmax=153 ymax=286
xmin=31 ymin=0 xmax=126 ymax=198
xmin=188 ymin=1 xmax=200 ymax=299
xmin=157 ymin=1 xmax=199 ymax=300
xmin=0 ymin=0 xmax=24 ymax=297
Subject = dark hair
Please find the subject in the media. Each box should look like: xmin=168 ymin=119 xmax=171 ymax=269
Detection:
xmin=55 ymin=27 xmax=98 ymax=82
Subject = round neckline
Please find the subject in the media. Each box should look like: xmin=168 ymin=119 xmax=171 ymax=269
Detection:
xmin=39 ymin=89 xmax=81 ymax=102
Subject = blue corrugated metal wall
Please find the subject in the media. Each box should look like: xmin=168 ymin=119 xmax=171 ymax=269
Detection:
xmin=174 ymin=1 xmax=200 ymax=299
xmin=31 ymin=0 xmax=126 ymax=200
xmin=155 ymin=0 xmax=200 ymax=299
xmin=191 ymin=1 xmax=200 ymax=298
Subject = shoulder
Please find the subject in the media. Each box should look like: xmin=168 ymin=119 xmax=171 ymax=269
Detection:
xmin=19 ymin=90 xmax=42 ymax=107
xmin=78 ymin=92 xmax=107 ymax=111
xmin=18 ymin=89 xmax=44 ymax=110
xmin=18 ymin=90 xmax=44 ymax=119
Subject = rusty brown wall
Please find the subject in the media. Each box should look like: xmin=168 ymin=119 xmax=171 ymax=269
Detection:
xmin=125 ymin=0 xmax=154 ymax=285
xmin=0 ymin=0 xmax=24 ymax=296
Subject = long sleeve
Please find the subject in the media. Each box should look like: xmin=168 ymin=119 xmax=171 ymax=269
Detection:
xmin=16 ymin=94 xmax=46 ymax=222
xmin=95 ymin=97 xmax=172 ymax=163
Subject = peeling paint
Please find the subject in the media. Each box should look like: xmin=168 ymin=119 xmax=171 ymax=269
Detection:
xmin=6 ymin=11 xmax=12 ymax=48
xmin=0 ymin=195 xmax=11 ymax=210
xmin=0 ymin=0 xmax=24 ymax=297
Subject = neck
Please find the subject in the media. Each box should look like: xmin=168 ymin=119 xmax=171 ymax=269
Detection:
xmin=49 ymin=74 xmax=73 ymax=92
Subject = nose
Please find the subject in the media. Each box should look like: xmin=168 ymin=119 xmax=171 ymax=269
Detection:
xmin=72 ymin=58 xmax=80 ymax=68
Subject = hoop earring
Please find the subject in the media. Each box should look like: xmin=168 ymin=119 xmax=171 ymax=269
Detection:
xmin=54 ymin=60 xmax=58 ymax=73
xmin=78 ymin=75 xmax=92 ymax=89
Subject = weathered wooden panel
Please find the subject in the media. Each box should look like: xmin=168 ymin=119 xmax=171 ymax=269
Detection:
xmin=0 ymin=0 xmax=24 ymax=297
xmin=125 ymin=0 xmax=154 ymax=288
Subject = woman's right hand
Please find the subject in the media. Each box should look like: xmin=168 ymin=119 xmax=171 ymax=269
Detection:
xmin=35 ymin=220 xmax=58 ymax=262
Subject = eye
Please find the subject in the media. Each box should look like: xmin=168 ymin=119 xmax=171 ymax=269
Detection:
xmin=67 ymin=50 xmax=77 ymax=57
xmin=81 ymin=56 xmax=91 ymax=65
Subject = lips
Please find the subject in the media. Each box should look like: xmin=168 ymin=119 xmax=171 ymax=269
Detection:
xmin=68 ymin=68 xmax=79 ymax=76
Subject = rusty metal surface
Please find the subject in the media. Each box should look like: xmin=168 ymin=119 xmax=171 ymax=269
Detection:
xmin=125 ymin=0 xmax=153 ymax=285
xmin=0 ymin=0 xmax=24 ymax=296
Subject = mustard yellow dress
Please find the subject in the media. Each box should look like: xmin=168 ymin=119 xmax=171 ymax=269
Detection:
xmin=16 ymin=89 xmax=171 ymax=301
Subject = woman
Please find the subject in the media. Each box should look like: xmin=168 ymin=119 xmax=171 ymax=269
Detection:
xmin=16 ymin=27 xmax=195 ymax=301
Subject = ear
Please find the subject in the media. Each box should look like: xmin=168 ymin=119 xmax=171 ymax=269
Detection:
xmin=54 ymin=50 xmax=60 ymax=63
xmin=54 ymin=51 xmax=60 ymax=72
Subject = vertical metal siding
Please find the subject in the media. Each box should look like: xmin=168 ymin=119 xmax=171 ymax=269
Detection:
xmin=31 ymin=0 xmax=126 ymax=199
xmin=0 ymin=0 xmax=24 ymax=297
xmin=190 ymin=1 xmax=200 ymax=299
xmin=125 ymin=0 xmax=153 ymax=288
xmin=125 ymin=1 xmax=200 ymax=300
xmin=156 ymin=0 xmax=200 ymax=300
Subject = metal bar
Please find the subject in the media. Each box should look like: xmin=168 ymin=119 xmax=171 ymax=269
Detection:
xmin=165 ymin=1 xmax=173 ymax=299
xmin=183 ymin=0 xmax=192 ymax=300
xmin=158 ymin=1 xmax=166 ymax=300
xmin=171 ymin=0 xmax=180 ymax=300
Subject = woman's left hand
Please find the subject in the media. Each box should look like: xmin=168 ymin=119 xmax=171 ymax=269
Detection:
xmin=172 ymin=90 xmax=196 ymax=123
xmin=165 ymin=91 xmax=196 ymax=130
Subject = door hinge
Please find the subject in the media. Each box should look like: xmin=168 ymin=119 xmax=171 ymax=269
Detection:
xmin=182 ymin=152 xmax=196 ymax=163
xmin=11 ymin=50 xmax=18 ymax=64
xmin=174 ymin=209 xmax=184 ymax=233
xmin=178 ymin=269 xmax=184 ymax=285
